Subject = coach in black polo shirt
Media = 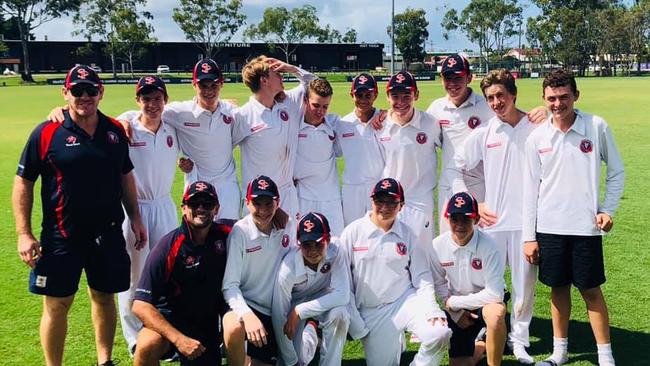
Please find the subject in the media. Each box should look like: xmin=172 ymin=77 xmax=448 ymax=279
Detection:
xmin=12 ymin=65 xmax=146 ymax=366
xmin=132 ymin=181 xmax=230 ymax=366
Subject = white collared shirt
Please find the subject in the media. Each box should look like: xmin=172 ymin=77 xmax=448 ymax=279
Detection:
xmin=223 ymin=214 xmax=296 ymax=316
xmin=457 ymin=115 xmax=538 ymax=232
xmin=294 ymin=114 xmax=341 ymax=201
xmin=523 ymin=110 xmax=624 ymax=241
xmin=377 ymin=109 xmax=442 ymax=211
xmin=335 ymin=109 xmax=385 ymax=186
xmin=340 ymin=213 xmax=443 ymax=318
xmin=162 ymin=99 xmax=239 ymax=183
xmin=272 ymin=242 xmax=350 ymax=365
xmin=428 ymin=230 xmax=505 ymax=311
xmin=427 ymin=90 xmax=494 ymax=193
xmin=116 ymin=112 xmax=179 ymax=201
xmin=235 ymin=69 xmax=316 ymax=190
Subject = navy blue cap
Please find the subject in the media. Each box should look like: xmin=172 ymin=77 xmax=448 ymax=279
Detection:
xmin=136 ymin=75 xmax=167 ymax=96
xmin=371 ymin=178 xmax=404 ymax=201
xmin=183 ymin=181 xmax=219 ymax=204
xmin=386 ymin=71 xmax=417 ymax=92
xmin=65 ymin=65 xmax=102 ymax=88
xmin=445 ymin=192 xmax=478 ymax=218
xmin=351 ymin=73 xmax=378 ymax=94
xmin=297 ymin=212 xmax=331 ymax=244
xmin=246 ymin=175 xmax=280 ymax=201
xmin=192 ymin=58 xmax=223 ymax=83
xmin=441 ymin=54 xmax=470 ymax=77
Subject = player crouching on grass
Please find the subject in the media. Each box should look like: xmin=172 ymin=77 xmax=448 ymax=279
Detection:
xmin=222 ymin=176 xmax=296 ymax=366
xmin=272 ymin=212 xmax=351 ymax=366
xmin=340 ymin=177 xmax=451 ymax=366
xmin=131 ymin=181 xmax=230 ymax=366
xmin=294 ymin=79 xmax=345 ymax=235
xmin=523 ymin=70 xmax=624 ymax=366
xmin=427 ymin=192 xmax=507 ymax=366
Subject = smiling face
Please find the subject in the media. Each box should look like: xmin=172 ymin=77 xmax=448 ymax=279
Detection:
xmin=387 ymin=89 xmax=418 ymax=119
xmin=246 ymin=195 xmax=279 ymax=230
xmin=351 ymin=89 xmax=377 ymax=114
xmin=304 ymin=94 xmax=331 ymax=125
xmin=484 ymin=83 xmax=517 ymax=120
xmin=442 ymin=73 xmax=472 ymax=105
xmin=62 ymin=84 xmax=104 ymax=118
xmin=182 ymin=195 xmax=219 ymax=229
xmin=136 ymin=90 xmax=167 ymax=121
xmin=300 ymin=240 xmax=328 ymax=267
xmin=371 ymin=192 xmax=403 ymax=222
xmin=448 ymin=214 xmax=477 ymax=245
xmin=543 ymin=85 xmax=579 ymax=122
xmin=193 ymin=79 xmax=223 ymax=110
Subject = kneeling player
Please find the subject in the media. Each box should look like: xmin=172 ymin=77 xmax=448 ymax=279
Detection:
xmin=341 ymin=177 xmax=451 ymax=366
xmin=272 ymin=212 xmax=350 ymax=366
xmin=428 ymin=192 xmax=507 ymax=366
xmin=132 ymin=181 xmax=230 ymax=365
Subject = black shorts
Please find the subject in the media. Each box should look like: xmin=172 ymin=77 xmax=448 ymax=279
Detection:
xmin=446 ymin=308 xmax=487 ymax=358
xmin=29 ymin=226 xmax=130 ymax=297
xmin=537 ymin=233 xmax=605 ymax=290
xmin=160 ymin=315 xmax=222 ymax=366
xmin=246 ymin=308 xmax=278 ymax=365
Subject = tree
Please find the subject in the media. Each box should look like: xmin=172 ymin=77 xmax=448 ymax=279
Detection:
xmin=244 ymin=5 xmax=322 ymax=62
xmin=0 ymin=41 xmax=7 ymax=54
xmin=316 ymin=24 xmax=341 ymax=43
xmin=387 ymin=8 xmax=429 ymax=70
xmin=172 ymin=0 xmax=246 ymax=58
xmin=342 ymin=28 xmax=357 ymax=43
xmin=442 ymin=0 xmax=522 ymax=73
xmin=0 ymin=0 xmax=81 ymax=81
xmin=73 ymin=0 xmax=151 ymax=78
xmin=628 ymin=0 xmax=650 ymax=74
xmin=113 ymin=5 xmax=156 ymax=77
xmin=1 ymin=14 xmax=35 ymax=40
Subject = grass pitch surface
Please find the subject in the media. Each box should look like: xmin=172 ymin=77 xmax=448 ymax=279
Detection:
xmin=0 ymin=77 xmax=649 ymax=365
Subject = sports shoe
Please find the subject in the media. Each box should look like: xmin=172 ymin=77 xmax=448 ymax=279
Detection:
xmin=511 ymin=343 xmax=534 ymax=364
xmin=97 ymin=360 xmax=120 ymax=366
xmin=301 ymin=321 xmax=319 ymax=365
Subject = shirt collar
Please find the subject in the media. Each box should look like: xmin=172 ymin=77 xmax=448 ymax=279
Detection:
xmin=191 ymin=98 xmax=222 ymax=119
xmin=548 ymin=109 xmax=586 ymax=136
xmin=451 ymin=230 xmax=479 ymax=253
xmin=387 ymin=108 xmax=422 ymax=130
xmin=63 ymin=109 xmax=108 ymax=137
xmin=445 ymin=88 xmax=481 ymax=110
xmin=248 ymin=95 xmax=275 ymax=114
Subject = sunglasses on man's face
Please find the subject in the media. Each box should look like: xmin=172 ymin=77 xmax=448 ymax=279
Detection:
xmin=186 ymin=199 xmax=217 ymax=211
xmin=69 ymin=84 xmax=100 ymax=97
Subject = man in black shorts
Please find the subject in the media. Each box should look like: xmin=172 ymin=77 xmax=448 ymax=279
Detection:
xmin=132 ymin=181 xmax=232 ymax=365
xmin=13 ymin=65 xmax=146 ymax=366
xmin=522 ymin=70 xmax=624 ymax=366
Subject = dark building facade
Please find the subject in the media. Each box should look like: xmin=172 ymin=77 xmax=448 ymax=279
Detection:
xmin=2 ymin=40 xmax=384 ymax=73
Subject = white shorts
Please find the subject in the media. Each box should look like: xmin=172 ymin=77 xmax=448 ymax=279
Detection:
xmin=298 ymin=197 xmax=345 ymax=236
xmin=341 ymin=183 xmax=374 ymax=226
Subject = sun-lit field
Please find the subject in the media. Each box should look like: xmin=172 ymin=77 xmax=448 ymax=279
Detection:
xmin=0 ymin=77 xmax=648 ymax=365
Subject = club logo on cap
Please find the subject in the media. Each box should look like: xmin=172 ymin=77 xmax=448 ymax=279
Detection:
xmin=381 ymin=179 xmax=392 ymax=189
xmin=167 ymin=135 xmax=173 ymax=148
xmin=77 ymin=68 xmax=89 ymax=79
xmin=395 ymin=73 xmax=406 ymax=83
xmin=195 ymin=182 xmax=208 ymax=191
xmin=447 ymin=57 xmax=458 ymax=67
xmin=468 ymin=116 xmax=481 ymax=129
xmin=454 ymin=196 xmax=466 ymax=208
xmin=472 ymin=258 xmax=483 ymax=270
xmin=223 ymin=115 xmax=233 ymax=124
xmin=201 ymin=63 xmax=212 ymax=73
xmin=396 ymin=242 xmax=407 ymax=256
xmin=280 ymin=110 xmax=289 ymax=122
xmin=580 ymin=139 xmax=593 ymax=153
xmin=416 ymin=132 xmax=427 ymax=144
xmin=282 ymin=234 xmax=290 ymax=248
xmin=303 ymin=220 xmax=315 ymax=233
xmin=144 ymin=76 xmax=156 ymax=84
xmin=258 ymin=179 xmax=270 ymax=190
xmin=358 ymin=75 xmax=368 ymax=84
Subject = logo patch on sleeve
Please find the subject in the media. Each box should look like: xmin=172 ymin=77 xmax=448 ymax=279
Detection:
xmin=35 ymin=275 xmax=47 ymax=288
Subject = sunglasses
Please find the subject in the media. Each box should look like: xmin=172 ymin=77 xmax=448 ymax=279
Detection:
xmin=186 ymin=199 xmax=217 ymax=210
xmin=69 ymin=84 xmax=100 ymax=97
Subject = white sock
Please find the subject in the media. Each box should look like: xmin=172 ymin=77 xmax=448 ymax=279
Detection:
xmin=548 ymin=337 xmax=568 ymax=364
xmin=512 ymin=343 xmax=534 ymax=364
xmin=597 ymin=343 xmax=615 ymax=366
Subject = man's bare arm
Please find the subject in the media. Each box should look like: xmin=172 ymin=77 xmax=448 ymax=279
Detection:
xmin=13 ymin=176 xmax=41 ymax=268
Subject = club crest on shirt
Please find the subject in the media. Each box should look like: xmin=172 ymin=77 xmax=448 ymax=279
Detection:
xmin=580 ymin=139 xmax=593 ymax=153
xmin=214 ymin=240 xmax=225 ymax=253
xmin=65 ymin=135 xmax=80 ymax=147
xmin=396 ymin=242 xmax=407 ymax=256
xmin=320 ymin=262 xmax=332 ymax=273
xmin=167 ymin=135 xmax=174 ymax=148
xmin=223 ymin=115 xmax=233 ymax=124
xmin=467 ymin=116 xmax=481 ymax=129
xmin=282 ymin=234 xmax=290 ymax=248
xmin=106 ymin=131 xmax=119 ymax=144
xmin=416 ymin=132 xmax=427 ymax=144
xmin=185 ymin=255 xmax=199 ymax=269
xmin=471 ymin=258 xmax=483 ymax=270
xmin=280 ymin=110 xmax=289 ymax=122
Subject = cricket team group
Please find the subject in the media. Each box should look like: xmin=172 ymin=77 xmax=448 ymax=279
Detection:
xmin=12 ymin=53 xmax=624 ymax=366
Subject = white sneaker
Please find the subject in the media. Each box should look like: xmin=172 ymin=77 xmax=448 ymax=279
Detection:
xmin=300 ymin=321 xmax=319 ymax=365
xmin=512 ymin=344 xmax=534 ymax=364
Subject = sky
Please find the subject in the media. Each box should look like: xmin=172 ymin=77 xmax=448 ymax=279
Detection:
xmin=32 ymin=0 xmax=544 ymax=53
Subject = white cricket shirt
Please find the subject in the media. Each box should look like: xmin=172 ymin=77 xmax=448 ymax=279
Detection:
xmin=522 ymin=110 xmax=624 ymax=241
xmin=294 ymin=114 xmax=341 ymax=201
xmin=335 ymin=109 xmax=385 ymax=186
xmin=223 ymin=214 xmax=296 ymax=316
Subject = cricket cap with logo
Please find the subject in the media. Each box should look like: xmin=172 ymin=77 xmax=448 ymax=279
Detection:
xmin=65 ymin=65 xmax=102 ymax=89
xmin=297 ymin=212 xmax=331 ymax=244
xmin=136 ymin=75 xmax=167 ymax=96
xmin=351 ymin=73 xmax=378 ymax=94
xmin=386 ymin=71 xmax=417 ymax=92
xmin=246 ymin=175 xmax=280 ymax=201
xmin=370 ymin=177 xmax=405 ymax=201
xmin=192 ymin=58 xmax=223 ymax=83
xmin=445 ymin=192 xmax=478 ymax=218
xmin=441 ymin=54 xmax=471 ymax=77
xmin=183 ymin=180 xmax=219 ymax=204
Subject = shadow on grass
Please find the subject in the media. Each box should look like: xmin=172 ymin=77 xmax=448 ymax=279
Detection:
xmin=340 ymin=316 xmax=650 ymax=365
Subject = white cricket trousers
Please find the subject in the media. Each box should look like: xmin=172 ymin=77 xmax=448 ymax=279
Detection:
xmin=486 ymin=230 xmax=537 ymax=347
xmin=360 ymin=289 xmax=451 ymax=366
xmin=298 ymin=198 xmax=345 ymax=236
xmin=341 ymin=182 xmax=375 ymax=226
xmin=290 ymin=306 xmax=350 ymax=366
xmin=184 ymin=172 xmax=241 ymax=220
xmin=118 ymin=196 xmax=178 ymax=351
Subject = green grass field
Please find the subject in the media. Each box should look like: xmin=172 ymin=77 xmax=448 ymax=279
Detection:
xmin=1 ymin=78 xmax=649 ymax=365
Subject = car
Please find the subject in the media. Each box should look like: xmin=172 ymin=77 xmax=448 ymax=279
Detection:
xmin=156 ymin=65 xmax=170 ymax=74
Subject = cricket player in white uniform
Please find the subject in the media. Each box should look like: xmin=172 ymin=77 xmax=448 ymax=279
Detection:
xmin=453 ymin=69 xmax=538 ymax=363
xmin=377 ymin=71 xmax=444 ymax=249
xmin=341 ymin=178 xmax=451 ymax=366
xmin=428 ymin=192 xmax=507 ymax=366
xmin=523 ymin=70 xmax=624 ymax=366
xmin=222 ymin=175 xmax=296 ymax=366
xmin=335 ymin=73 xmax=385 ymax=225
xmin=235 ymin=56 xmax=317 ymax=220
xmin=294 ymin=79 xmax=344 ymax=235
xmin=112 ymin=76 xmax=181 ymax=354
xmin=272 ymin=212 xmax=350 ymax=366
